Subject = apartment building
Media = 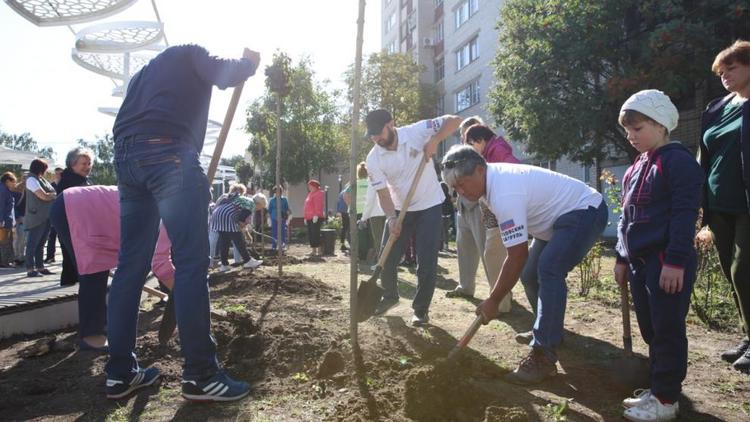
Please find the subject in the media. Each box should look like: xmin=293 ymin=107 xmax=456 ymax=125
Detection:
xmin=380 ymin=0 xmax=592 ymax=180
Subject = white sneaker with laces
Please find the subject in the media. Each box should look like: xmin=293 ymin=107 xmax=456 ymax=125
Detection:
xmin=243 ymin=258 xmax=263 ymax=269
xmin=623 ymin=388 xmax=652 ymax=408
xmin=219 ymin=265 xmax=230 ymax=272
xmin=623 ymin=395 xmax=678 ymax=422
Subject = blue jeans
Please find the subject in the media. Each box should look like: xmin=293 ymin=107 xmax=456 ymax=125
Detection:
xmin=50 ymin=196 xmax=108 ymax=339
xmin=520 ymin=238 xmax=546 ymax=316
xmin=526 ymin=201 xmax=608 ymax=359
xmin=25 ymin=220 xmax=50 ymax=270
xmin=380 ymin=204 xmax=442 ymax=313
xmin=105 ymin=137 xmax=218 ymax=381
xmin=270 ymin=218 xmax=287 ymax=249
xmin=628 ymin=251 xmax=695 ymax=402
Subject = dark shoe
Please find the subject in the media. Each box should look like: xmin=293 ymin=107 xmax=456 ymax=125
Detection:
xmin=504 ymin=348 xmax=557 ymax=385
xmin=14 ymin=259 xmax=24 ymax=265
xmin=78 ymin=339 xmax=109 ymax=353
xmin=106 ymin=367 xmax=160 ymax=399
xmin=38 ymin=268 xmax=54 ymax=275
xmin=515 ymin=330 xmax=534 ymax=345
xmin=27 ymin=271 xmax=42 ymax=277
xmin=44 ymin=257 xmax=55 ymax=264
xmin=732 ymin=348 xmax=750 ymax=374
xmin=445 ymin=287 xmax=473 ymax=299
xmin=411 ymin=310 xmax=430 ymax=326
xmin=721 ymin=338 xmax=749 ymax=363
xmin=182 ymin=370 xmax=251 ymax=402
xmin=373 ymin=297 xmax=399 ymax=316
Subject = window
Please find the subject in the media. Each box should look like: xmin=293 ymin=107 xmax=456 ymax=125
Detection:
xmin=436 ymin=96 xmax=445 ymax=115
xmin=455 ymin=37 xmax=478 ymax=71
xmin=435 ymin=21 xmax=444 ymax=42
xmin=454 ymin=0 xmax=478 ymax=28
xmin=386 ymin=12 xmax=396 ymax=33
xmin=386 ymin=41 xmax=397 ymax=53
xmin=455 ymin=79 xmax=480 ymax=112
xmin=434 ymin=57 xmax=444 ymax=81
xmin=583 ymin=164 xmax=591 ymax=184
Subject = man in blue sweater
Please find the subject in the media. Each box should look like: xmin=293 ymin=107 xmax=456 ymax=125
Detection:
xmin=106 ymin=44 xmax=260 ymax=402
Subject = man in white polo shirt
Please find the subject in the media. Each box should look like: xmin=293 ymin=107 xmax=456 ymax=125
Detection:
xmin=442 ymin=145 xmax=608 ymax=384
xmin=365 ymin=109 xmax=461 ymax=326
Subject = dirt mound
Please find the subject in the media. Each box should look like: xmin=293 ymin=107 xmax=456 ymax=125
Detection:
xmin=316 ymin=347 xmax=346 ymax=378
xmin=484 ymin=405 xmax=528 ymax=422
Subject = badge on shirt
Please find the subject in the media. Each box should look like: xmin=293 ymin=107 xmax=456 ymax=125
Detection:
xmin=500 ymin=219 xmax=515 ymax=231
xmin=426 ymin=119 xmax=442 ymax=133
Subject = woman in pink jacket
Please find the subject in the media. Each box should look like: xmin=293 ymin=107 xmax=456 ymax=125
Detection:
xmin=49 ymin=185 xmax=174 ymax=352
xmin=303 ymin=179 xmax=326 ymax=256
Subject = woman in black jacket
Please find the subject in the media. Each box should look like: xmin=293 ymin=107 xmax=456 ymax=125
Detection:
xmin=57 ymin=147 xmax=93 ymax=286
xmin=696 ymin=40 xmax=750 ymax=373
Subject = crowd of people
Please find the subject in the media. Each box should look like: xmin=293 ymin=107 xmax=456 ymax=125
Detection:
xmin=1 ymin=39 xmax=749 ymax=422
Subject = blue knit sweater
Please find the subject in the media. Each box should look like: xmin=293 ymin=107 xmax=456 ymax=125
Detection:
xmin=113 ymin=44 xmax=256 ymax=151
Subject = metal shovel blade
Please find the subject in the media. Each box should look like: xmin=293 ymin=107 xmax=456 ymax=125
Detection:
xmin=356 ymin=267 xmax=384 ymax=322
xmin=158 ymin=298 xmax=176 ymax=345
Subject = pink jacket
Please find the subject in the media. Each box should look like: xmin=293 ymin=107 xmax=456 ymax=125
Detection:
xmin=64 ymin=186 xmax=175 ymax=283
xmin=483 ymin=136 xmax=521 ymax=164
xmin=303 ymin=189 xmax=325 ymax=220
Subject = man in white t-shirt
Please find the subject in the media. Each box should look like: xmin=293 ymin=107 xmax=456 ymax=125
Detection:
xmin=442 ymin=145 xmax=608 ymax=384
xmin=365 ymin=109 xmax=462 ymax=326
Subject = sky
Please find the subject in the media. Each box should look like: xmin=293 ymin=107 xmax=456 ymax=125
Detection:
xmin=0 ymin=0 xmax=381 ymax=161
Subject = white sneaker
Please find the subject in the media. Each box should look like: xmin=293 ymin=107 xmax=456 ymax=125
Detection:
xmin=243 ymin=258 xmax=263 ymax=269
xmin=218 ymin=265 xmax=230 ymax=272
xmin=623 ymin=389 xmax=652 ymax=408
xmin=623 ymin=396 xmax=678 ymax=422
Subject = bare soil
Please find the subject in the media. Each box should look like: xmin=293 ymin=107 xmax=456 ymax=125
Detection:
xmin=0 ymin=245 xmax=748 ymax=421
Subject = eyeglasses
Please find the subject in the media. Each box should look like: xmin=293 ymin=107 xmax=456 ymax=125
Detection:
xmin=441 ymin=158 xmax=466 ymax=170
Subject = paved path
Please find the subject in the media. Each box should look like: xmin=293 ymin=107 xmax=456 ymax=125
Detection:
xmin=0 ymin=253 xmax=75 ymax=315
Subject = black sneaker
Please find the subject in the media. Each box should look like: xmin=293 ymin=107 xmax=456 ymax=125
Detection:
xmin=373 ymin=298 xmax=399 ymax=316
xmin=732 ymin=348 xmax=750 ymax=374
xmin=27 ymin=271 xmax=42 ymax=277
xmin=515 ymin=330 xmax=534 ymax=345
xmin=181 ymin=370 xmax=251 ymax=402
xmin=504 ymin=348 xmax=557 ymax=385
xmin=411 ymin=310 xmax=430 ymax=326
xmin=38 ymin=268 xmax=54 ymax=275
xmin=106 ymin=367 xmax=161 ymax=399
xmin=721 ymin=338 xmax=749 ymax=363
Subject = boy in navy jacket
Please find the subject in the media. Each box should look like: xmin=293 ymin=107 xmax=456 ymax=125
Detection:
xmin=614 ymin=90 xmax=704 ymax=422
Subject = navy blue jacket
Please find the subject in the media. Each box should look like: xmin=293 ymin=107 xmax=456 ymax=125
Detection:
xmin=113 ymin=44 xmax=256 ymax=152
xmin=616 ymin=142 xmax=704 ymax=268
xmin=698 ymin=93 xmax=750 ymax=226
xmin=0 ymin=184 xmax=14 ymax=228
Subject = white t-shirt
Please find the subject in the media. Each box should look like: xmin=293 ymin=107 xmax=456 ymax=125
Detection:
xmin=366 ymin=118 xmax=445 ymax=212
xmin=25 ymin=176 xmax=42 ymax=193
xmin=484 ymin=163 xmax=602 ymax=247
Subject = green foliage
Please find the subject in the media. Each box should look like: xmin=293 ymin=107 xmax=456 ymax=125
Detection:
xmin=545 ymin=398 xmax=571 ymax=421
xmin=489 ymin=0 xmax=750 ymax=163
xmin=578 ymin=241 xmax=604 ymax=297
xmin=246 ymin=53 xmax=348 ymax=186
xmin=346 ymin=52 xmax=439 ymax=161
xmin=0 ymin=130 xmax=55 ymax=160
xmin=322 ymin=215 xmax=342 ymax=231
xmin=77 ymin=134 xmax=116 ymax=185
xmin=220 ymin=155 xmax=254 ymax=185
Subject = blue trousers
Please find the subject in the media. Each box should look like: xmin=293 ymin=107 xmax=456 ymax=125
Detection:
xmin=106 ymin=137 xmax=218 ymax=381
xmin=270 ymin=218 xmax=287 ymax=249
xmin=628 ymin=252 xmax=696 ymax=402
xmin=380 ymin=204 xmax=442 ymax=313
xmin=522 ymin=201 xmax=608 ymax=360
xmin=25 ymin=220 xmax=50 ymax=271
xmin=50 ymin=196 xmax=108 ymax=338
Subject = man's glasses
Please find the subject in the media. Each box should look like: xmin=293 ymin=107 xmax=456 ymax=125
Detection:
xmin=441 ymin=158 xmax=466 ymax=170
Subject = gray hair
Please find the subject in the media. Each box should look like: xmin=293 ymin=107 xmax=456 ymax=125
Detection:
xmin=252 ymin=192 xmax=268 ymax=210
xmin=65 ymin=147 xmax=94 ymax=169
xmin=441 ymin=145 xmax=486 ymax=187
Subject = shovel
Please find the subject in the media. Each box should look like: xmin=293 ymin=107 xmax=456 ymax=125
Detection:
xmin=447 ymin=315 xmax=484 ymax=359
xmin=356 ymin=155 xmax=429 ymax=323
xmin=612 ymin=281 xmax=650 ymax=388
xmin=157 ymin=76 xmax=247 ymax=341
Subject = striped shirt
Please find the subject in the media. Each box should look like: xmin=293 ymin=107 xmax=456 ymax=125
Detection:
xmin=209 ymin=202 xmax=250 ymax=232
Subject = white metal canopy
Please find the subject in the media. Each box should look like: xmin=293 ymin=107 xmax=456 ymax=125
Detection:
xmin=4 ymin=0 xmax=138 ymax=27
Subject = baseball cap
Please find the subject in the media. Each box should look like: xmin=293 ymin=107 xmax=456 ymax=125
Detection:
xmin=365 ymin=109 xmax=393 ymax=137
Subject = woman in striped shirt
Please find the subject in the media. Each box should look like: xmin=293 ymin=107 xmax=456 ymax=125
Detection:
xmin=210 ymin=192 xmax=266 ymax=272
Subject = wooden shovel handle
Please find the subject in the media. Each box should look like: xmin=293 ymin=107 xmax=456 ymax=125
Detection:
xmin=206 ymin=81 xmax=246 ymax=181
xmin=143 ymin=285 xmax=168 ymax=300
xmin=620 ymin=281 xmax=633 ymax=356
xmin=448 ymin=315 xmax=484 ymax=359
xmin=375 ymin=156 xmax=430 ymax=268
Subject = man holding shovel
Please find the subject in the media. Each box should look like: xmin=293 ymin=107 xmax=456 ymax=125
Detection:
xmin=441 ymin=145 xmax=608 ymax=384
xmin=106 ymin=45 xmax=260 ymax=402
xmin=365 ymin=109 xmax=461 ymax=326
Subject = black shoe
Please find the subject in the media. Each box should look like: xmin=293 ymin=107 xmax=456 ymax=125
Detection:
xmin=721 ymin=338 xmax=749 ymax=363
xmin=411 ymin=310 xmax=430 ymax=326
xmin=515 ymin=330 xmax=534 ymax=345
xmin=504 ymin=348 xmax=558 ymax=385
xmin=27 ymin=271 xmax=42 ymax=277
xmin=44 ymin=257 xmax=55 ymax=264
xmin=38 ymin=268 xmax=54 ymax=275
xmin=732 ymin=348 xmax=750 ymax=373
xmin=14 ymin=259 xmax=24 ymax=266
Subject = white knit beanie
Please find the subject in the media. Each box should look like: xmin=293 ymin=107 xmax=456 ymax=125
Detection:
xmin=620 ymin=89 xmax=679 ymax=133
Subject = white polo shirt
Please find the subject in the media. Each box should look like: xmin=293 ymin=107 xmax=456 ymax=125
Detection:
xmin=484 ymin=163 xmax=602 ymax=247
xmin=366 ymin=118 xmax=445 ymax=212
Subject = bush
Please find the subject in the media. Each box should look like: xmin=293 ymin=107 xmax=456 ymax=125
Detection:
xmin=693 ymin=241 xmax=740 ymax=332
xmin=577 ymin=241 xmax=603 ymax=297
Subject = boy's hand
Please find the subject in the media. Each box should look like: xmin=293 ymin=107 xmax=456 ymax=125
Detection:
xmin=695 ymin=227 xmax=713 ymax=248
xmin=659 ymin=265 xmax=684 ymax=294
xmin=614 ymin=262 xmax=628 ymax=289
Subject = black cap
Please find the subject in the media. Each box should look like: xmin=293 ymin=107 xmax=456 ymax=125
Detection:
xmin=365 ymin=109 xmax=393 ymax=136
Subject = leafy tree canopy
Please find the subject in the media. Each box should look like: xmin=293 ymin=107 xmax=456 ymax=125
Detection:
xmin=0 ymin=129 xmax=55 ymax=160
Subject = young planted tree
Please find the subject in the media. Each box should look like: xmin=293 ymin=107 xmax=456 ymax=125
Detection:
xmin=489 ymin=0 xmax=750 ymax=163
